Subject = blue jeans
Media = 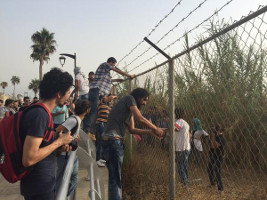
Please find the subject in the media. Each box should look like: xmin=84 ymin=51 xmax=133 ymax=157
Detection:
xmin=82 ymin=88 xmax=99 ymax=134
xmin=102 ymin=139 xmax=124 ymax=200
xmin=79 ymin=93 xmax=89 ymax=100
xmin=96 ymin=122 xmax=105 ymax=161
xmin=175 ymin=150 xmax=190 ymax=185
xmin=56 ymin=155 xmax=79 ymax=196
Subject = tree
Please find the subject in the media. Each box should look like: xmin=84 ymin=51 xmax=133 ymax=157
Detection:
xmin=11 ymin=76 xmax=20 ymax=98
xmin=0 ymin=82 xmax=8 ymax=94
xmin=28 ymin=79 xmax=40 ymax=97
xmin=30 ymin=27 xmax=57 ymax=80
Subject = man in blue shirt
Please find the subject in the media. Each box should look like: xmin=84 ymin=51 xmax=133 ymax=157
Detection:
xmin=84 ymin=57 xmax=134 ymax=140
xmin=20 ymin=68 xmax=74 ymax=200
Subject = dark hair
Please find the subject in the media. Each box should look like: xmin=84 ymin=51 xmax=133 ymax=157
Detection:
xmin=33 ymin=97 xmax=38 ymax=100
xmin=23 ymin=96 xmax=30 ymax=101
xmin=75 ymin=100 xmax=91 ymax=115
xmin=0 ymin=99 xmax=3 ymax=104
xmin=130 ymin=88 xmax=149 ymax=108
xmin=4 ymin=99 xmax=14 ymax=107
xmin=39 ymin=68 xmax=73 ymax=100
xmin=215 ymin=124 xmax=224 ymax=132
xmin=88 ymin=71 xmax=95 ymax=76
xmin=107 ymin=57 xmax=117 ymax=63
xmin=175 ymin=108 xmax=184 ymax=119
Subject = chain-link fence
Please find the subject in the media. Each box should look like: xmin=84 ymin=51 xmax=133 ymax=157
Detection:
xmin=114 ymin=5 xmax=267 ymax=200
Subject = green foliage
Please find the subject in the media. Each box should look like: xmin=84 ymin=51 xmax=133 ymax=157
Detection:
xmin=30 ymin=27 xmax=57 ymax=80
xmin=11 ymin=76 xmax=20 ymax=97
xmin=0 ymin=82 xmax=8 ymax=94
xmin=28 ymin=79 xmax=40 ymax=97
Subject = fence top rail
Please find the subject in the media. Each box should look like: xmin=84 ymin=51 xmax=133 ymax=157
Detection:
xmin=116 ymin=5 xmax=267 ymax=84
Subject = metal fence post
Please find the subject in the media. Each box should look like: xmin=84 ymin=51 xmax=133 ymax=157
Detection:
xmin=168 ymin=59 xmax=175 ymax=200
xmin=128 ymin=79 xmax=133 ymax=158
xmin=143 ymin=37 xmax=175 ymax=199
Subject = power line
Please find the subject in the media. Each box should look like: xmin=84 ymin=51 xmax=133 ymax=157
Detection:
xmin=128 ymin=0 xmax=234 ymax=73
xmin=125 ymin=0 xmax=210 ymax=71
xmin=117 ymin=0 xmax=184 ymax=66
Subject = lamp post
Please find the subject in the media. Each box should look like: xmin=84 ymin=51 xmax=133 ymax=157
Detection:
xmin=59 ymin=53 xmax=76 ymax=69
xmin=59 ymin=53 xmax=77 ymax=97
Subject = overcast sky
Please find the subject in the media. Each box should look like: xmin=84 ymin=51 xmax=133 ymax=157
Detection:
xmin=0 ymin=0 xmax=266 ymax=98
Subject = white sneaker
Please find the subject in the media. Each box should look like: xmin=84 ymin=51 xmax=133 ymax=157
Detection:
xmin=96 ymin=160 xmax=105 ymax=167
xmin=99 ymin=159 xmax=106 ymax=163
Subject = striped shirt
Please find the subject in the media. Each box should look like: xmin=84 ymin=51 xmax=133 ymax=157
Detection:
xmin=96 ymin=102 xmax=111 ymax=123
xmin=89 ymin=62 xmax=112 ymax=96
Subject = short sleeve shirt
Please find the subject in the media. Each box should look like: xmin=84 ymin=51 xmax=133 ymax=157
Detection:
xmin=75 ymin=72 xmax=89 ymax=96
xmin=89 ymin=62 xmax=112 ymax=96
xmin=103 ymin=95 xmax=136 ymax=138
xmin=193 ymin=130 xmax=208 ymax=151
xmin=175 ymin=119 xmax=191 ymax=151
xmin=52 ymin=105 xmax=69 ymax=124
xmin=20 ymin=107 xmax=56 ymax=196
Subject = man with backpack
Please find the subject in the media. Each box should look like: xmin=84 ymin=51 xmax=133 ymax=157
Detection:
xmin=19 ymin=68 xmax=74 ymax=200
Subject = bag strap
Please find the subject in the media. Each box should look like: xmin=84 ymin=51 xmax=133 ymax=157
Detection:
xmin=23 ymin=103 xmax=54 ymax=142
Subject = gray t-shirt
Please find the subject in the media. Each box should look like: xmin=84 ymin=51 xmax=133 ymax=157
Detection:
xmin=103 ymin=95 xmax=137 ymax=138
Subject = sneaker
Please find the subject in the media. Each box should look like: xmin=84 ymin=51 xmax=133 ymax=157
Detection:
xmin=96 ymin=160 xmax=105 ymax=167
xmin=89 ymin=133 xmax=96 ymax=141
xmin=99 ymin=159 xmax=106 ymax=163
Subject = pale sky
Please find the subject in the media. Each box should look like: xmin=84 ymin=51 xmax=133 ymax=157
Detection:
xmin=0 ymin=0 xmax=266 ymax=98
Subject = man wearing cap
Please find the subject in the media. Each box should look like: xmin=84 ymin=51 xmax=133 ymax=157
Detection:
xmin=84 ymin=57 xmax=134 ymax=140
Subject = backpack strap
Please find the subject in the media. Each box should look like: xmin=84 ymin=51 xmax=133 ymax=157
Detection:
xmin=23 ymin=103 xmax=54 ymax=142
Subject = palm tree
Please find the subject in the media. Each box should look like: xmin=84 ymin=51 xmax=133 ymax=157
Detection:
xmin=30 ymin=27 xmax=57 ymax=80
xmin=11 ymin=76 xmax=20 ymax=98
xmin=28 ymin=79 xmax=40 ymax=97
xmin=0 ymin=82 xmax=8 ymax=94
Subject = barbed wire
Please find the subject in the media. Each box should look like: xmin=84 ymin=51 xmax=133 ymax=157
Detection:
xmin=117 ymin=0 xmax=184 ymax=66
xmin=128 ymin=0 xmax=234 ymax=73
xmin=125 ymin=0 xmax=210 ymax=71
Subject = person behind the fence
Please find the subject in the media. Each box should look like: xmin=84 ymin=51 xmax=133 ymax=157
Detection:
xmin=174 ymin=107 xmax=191 ymax=186
xmin=144 ymin=105 xmax=158 ymax=147
xmin=190 ymin=118 xmax=208 ymax=167
xmin=102 ymin=88 xmax=165 ymax=200
xmin=55 ymin=100 xmax=91 ymax=197
xmin=95 ymin=94 xmax=117 ymax=167
xmin=207 ymin=124 xmax=226 ymax=192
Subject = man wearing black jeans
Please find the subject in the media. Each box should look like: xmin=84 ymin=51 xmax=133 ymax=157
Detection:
xmin=207 ymin=124 xmax=226 ymax=192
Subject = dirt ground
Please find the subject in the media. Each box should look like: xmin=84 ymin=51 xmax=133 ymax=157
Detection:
xmin=122 ymin=148 xmax=267 ymax=200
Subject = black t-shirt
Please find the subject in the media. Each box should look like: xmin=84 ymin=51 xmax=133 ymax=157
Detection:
xmin=20 ymin=107 xmax=56 ymax=196
xmin=210 ymin=132 xmax=226 ymax=157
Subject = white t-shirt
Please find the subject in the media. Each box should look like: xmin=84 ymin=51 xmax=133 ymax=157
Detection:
xmin=60 ymin=115 xmax=81 ymax=155
xmin=193 ymin=130 xmax=208 ymax=151
xmin=75 ymin=73 xmax=89 ymax=96
xmin=175 ymin=119 xmax=191 ymax=151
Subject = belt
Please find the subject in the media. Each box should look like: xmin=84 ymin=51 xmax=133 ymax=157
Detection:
xmin=102 ymin=136 xmax=123 ymax=141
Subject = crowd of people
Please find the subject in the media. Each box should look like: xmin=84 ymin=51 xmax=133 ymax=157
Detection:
xmin=0 ymin=57 xmax=226 ymax=200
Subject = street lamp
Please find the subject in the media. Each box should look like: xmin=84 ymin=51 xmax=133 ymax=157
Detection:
xmin=59 ymin=53 xmax=77 ymax=97
xmin=59 ymin=53 xmax=76 ymax=69
xmin=59 ymin=56 xmax=66 ymax=67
